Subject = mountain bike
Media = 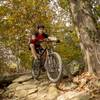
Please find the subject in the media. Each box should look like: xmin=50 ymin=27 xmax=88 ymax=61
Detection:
xmin=31 ymin=39 xmax=63 ymax=83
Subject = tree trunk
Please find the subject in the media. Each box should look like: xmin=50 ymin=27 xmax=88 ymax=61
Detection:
xmin=68 ymin=0 xmax=100 ymax=76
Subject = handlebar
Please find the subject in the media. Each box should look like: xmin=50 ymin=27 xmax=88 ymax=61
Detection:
xmin=38 ymin=39 xmax=61 ymax=43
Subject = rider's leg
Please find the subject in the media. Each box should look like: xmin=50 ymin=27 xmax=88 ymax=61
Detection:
xmin=30 ymin=44 xmax=38 ymax=59
xmin=41 ymin=50 xmax=47 ymax=66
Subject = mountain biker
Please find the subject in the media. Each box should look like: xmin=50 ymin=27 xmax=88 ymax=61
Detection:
xmin=28 ymin=24 xmax=60 ymax=63
xmin=28 ymin=24 xmax=48 ymax=61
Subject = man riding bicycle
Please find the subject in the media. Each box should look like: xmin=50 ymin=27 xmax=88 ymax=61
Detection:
xmin=28 ymin=24 xmax=62 ymax=82
xmin=28 ymin=24 xmax=59 ymax=62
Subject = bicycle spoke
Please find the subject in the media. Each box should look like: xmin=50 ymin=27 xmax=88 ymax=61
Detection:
xmin=46 ymin=52 xmax=62 ymax=82
xmin=47 ymin=55 xmax=60 ymax=79
xmin=31 ymin=59 xmax=40 ymax=79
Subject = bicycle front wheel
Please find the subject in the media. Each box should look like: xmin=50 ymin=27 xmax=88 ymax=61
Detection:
xmin=45 ymin=52 xmax=63 ymax=83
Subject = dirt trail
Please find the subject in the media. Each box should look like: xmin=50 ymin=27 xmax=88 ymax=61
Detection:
xmin=1 ymin=72 xmax=100 ymax=100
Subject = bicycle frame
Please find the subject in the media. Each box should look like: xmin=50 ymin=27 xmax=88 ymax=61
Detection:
xmin=38 ymin=41 xmax=55 ymax=66
xmin=38 ymin=40 xmax=54 ymax=56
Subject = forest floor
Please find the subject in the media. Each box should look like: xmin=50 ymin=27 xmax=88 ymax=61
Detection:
xmin=0 ymin=72 xmax=100 ymax=100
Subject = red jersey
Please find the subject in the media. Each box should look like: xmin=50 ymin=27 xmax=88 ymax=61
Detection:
xmin=30 ymin=33 xmax=48 ymax=46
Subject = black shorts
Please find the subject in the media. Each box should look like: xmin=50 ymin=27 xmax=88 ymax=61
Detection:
xmin=28 ymin=44 xmax=44 ymax=54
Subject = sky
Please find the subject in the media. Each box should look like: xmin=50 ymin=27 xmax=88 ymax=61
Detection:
xmin=49 ymin=0 xmax=71 ymax=27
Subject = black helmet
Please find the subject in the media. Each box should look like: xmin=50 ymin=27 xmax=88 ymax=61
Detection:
xmin=37 ymin=24 xmax=45 ymax=29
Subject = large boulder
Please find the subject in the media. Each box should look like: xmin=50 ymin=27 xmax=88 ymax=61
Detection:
xmin=57 ymin=91 xmax=90 ymax=100
xmin=47 ymin=83 xmax=59 ymax=100
xmin=63 ymin=60 xmax=84 ymax=77
xmin=13 ymin=74 xmax=32 ymax=83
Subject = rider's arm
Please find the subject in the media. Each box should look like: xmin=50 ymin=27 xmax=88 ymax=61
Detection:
xmin=29 ymin=34 xmax=36 ymax=44
xmin=48 ymin=36 xmax=57 ymax=41
xmin=48 ymin=36 xmax=60 ymax=43
xmin=43 ymin=33 xmax=60 ymax=43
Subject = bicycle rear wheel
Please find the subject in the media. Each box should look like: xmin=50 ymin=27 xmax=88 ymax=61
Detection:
xmin=31 ymin=59 xmax=40 ymax=79
xmin=45 ymin=52 xmax=62 ymax=82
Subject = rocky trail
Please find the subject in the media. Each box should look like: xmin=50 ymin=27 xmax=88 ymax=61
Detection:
xmin=0 ymin=72 xmax=100 ymax=100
